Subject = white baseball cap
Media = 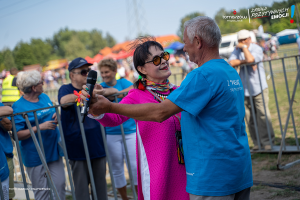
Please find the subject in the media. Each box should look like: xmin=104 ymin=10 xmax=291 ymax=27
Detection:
xmin=237 ymin=29 xmax=250 ymax=40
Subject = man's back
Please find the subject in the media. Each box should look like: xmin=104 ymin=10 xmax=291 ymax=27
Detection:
xmin=168 ymin=59 xmax=253 ymax=196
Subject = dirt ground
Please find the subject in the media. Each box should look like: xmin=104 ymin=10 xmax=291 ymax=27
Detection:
xmin=250 ymin=153 xmax=300 ymax=200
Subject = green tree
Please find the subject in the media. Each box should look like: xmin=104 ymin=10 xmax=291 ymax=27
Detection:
xmin=64 ymin=35 xmax=92 ymax=60
xmin=52 ymin=27 xmax=75 ymax=58
xmin=0 ymin=48 xmax=16 ymax=71
xmin=77 ymin=31 xmax=93 ymax=50
xmin=106 ymin=33 xmax=117 ymax=48
xmin=50 ymin=28 xmax=117 ymax=58
xmin=90 ymin=30 xmax=107 ymax=55
xmin=2 ymin=27 xmax=117 ymax=69
xmin=13 ymin=42 xmax=37 ymax=70
xmin=177 ymin=12 xmax=205 ymax=41
xmin=215 ymin=8 xmax=230 ymax=24
xmin=218 ymin=19 xmax=261 ymax=35
xmin=30 ymin=38 xmax=53 ymax=66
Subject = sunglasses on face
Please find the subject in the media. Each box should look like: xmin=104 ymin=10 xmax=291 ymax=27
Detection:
xmin=145 ymin=52 xmax=170 ymax=66
xmin=72 ymin=68 xmax=91 ymax=76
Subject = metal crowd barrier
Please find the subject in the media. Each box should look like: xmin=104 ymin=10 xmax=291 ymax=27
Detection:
xmin=0 ymin=99 xmax=138 ymax=200
xmin=239 ymin=54 xmax=300 ymax=169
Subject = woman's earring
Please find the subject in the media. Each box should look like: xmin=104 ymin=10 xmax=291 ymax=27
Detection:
xmin=138 ymin=79 xmax=146 ymax=90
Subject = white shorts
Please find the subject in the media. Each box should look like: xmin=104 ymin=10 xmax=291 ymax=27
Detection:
xmin=106 ymin=133 xmax=137 ymax=188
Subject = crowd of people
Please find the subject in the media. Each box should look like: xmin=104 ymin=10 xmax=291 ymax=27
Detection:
xmin=0 ymin=16 xmax=278 ymax=200
xmin=258 ymin=37 xmax=279 ymax=60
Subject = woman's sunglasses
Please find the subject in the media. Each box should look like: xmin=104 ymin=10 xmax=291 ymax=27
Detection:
xmin=72 ymin=68 xmax=91 ymax=76
xmin=145 ymin=52 xmax=170 ymax=66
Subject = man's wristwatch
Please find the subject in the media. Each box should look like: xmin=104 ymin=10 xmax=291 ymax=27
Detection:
xmin=242 ymin=45 xmax=247 ymax=49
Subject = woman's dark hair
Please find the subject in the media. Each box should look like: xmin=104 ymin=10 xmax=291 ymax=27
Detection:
xmin=128 ymin=36 xmax=164 ymax=88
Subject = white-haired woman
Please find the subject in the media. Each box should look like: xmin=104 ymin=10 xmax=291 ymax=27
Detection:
xmin=12 ymin=70 xmax=65 ymax=200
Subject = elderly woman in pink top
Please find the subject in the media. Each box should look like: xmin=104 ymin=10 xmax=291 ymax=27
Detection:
xmin=83 ymin=38 xmax=189 ymax=200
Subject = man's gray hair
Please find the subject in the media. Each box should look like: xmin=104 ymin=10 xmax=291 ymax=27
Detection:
xmin=17 ymin=70 xmax=41 ymax=94
xmin=184 ymin=16 xmax=221 ymax=47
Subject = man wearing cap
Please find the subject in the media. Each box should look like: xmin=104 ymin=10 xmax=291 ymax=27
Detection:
xmin=229 ymin=29 xmax=274 ymax=150
xmin=58 ymin=57 xmax=118 ymax=199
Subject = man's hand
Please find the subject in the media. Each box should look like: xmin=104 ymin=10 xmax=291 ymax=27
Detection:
xmin=0 ymin=118 xmax=12 ymax=131
xmin=52 ymin=113 xmax=58 ymax=123
xmin=90 ymin=84 xmax=106 ymax=96
xmin=82 ymin=84 xmax=119 ymax=97
xmin=88 ymin=95 xmax=113 ymax=116
xmin=40 ymin=121 xmax=57 ymax=130
xmin=236 ymin=42 xmax=247 ymax=50
xmin=80 ymin=84 xmax=120 ymax=106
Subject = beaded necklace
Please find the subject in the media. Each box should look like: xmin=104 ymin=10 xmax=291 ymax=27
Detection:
xmin=153 ymin=90 xmax=170 ymax=101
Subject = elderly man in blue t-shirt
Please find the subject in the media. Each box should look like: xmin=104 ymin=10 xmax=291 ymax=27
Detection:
xmin=228 ymin=29 xmax=275 ymax=151
xmin=85 ymin=16 xmax=253 ymax=200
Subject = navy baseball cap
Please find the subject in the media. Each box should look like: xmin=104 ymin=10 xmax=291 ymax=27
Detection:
xmin=68 ymin=57 xmax=92 ymax=71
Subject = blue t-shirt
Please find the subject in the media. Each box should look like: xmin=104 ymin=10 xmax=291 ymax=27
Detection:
xmin=168 ymin=59 xmax=253 ymax=196
xmin=58 ymin=84 xmax=106 ymax=160
xmin=12 ymin=94 xmax=61 ymax=167
xmin=0 ymin=145 xmax=9 ymax=182
xmin=0 ymin=103 xmax=13 ymax=158
xmin=101 ymin=79 xmax=136 ymax=135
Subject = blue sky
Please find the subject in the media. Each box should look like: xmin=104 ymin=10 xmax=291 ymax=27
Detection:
xmin=0 ymin=0 xmax=282 ymax=50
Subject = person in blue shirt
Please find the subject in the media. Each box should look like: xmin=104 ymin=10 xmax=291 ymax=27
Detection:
xmin=12 ymin=70 xmax=65 ymax=200
xmin=98 ymin=59 xmax=137 ymax=199
xmin=58 ymin=57 xmax=119 ymax=200
xmin=229 ymin=29 xmax=274 ymax=151
xmin=0 ymin=105 xmax=13 ymax=200
xmin=0 ymin=104 xmax=15 ymax=200
xmin=83 ymin=16 xmax=253 ymax=200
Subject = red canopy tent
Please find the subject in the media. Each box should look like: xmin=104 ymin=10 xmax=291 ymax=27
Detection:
xmin=114 ymin=50 xmax=134 ymax=60
xmin=103 ymin=53 xmax=118 ymax=60
xmin=85 ymin=54 xmax=103 ymax=63
xmin=85 ymin=56 xmax=93 ymax=63
xmin=93 ymin=54 xmax=103 ymax=62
